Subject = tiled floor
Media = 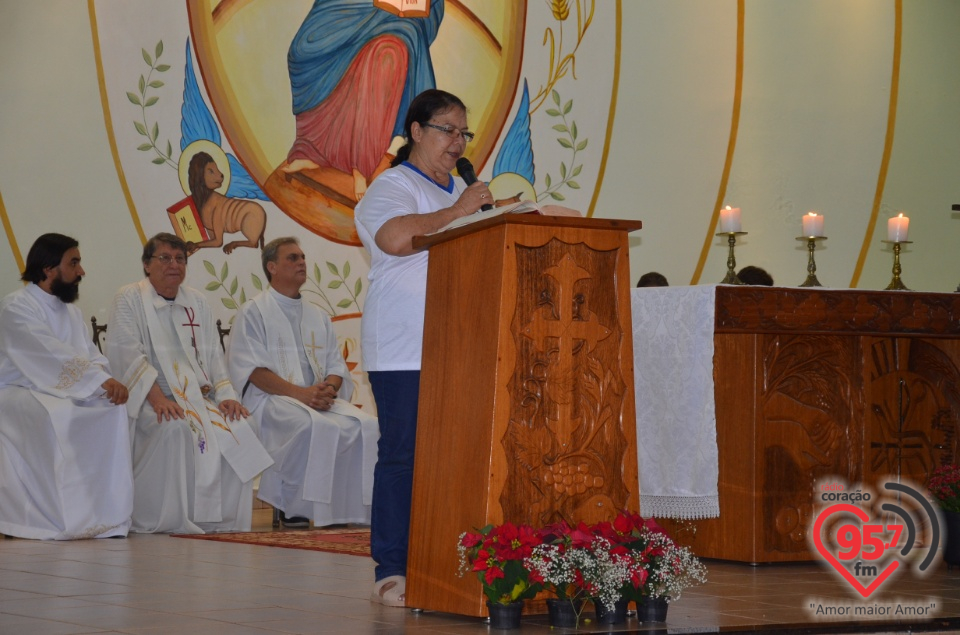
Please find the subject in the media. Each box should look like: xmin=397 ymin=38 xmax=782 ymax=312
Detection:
xmin=4 ymin=509 xmax=960 ymax=634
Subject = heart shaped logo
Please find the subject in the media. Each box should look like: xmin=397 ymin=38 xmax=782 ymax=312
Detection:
xmin=813 ymin=503 xmax=900 ymax=598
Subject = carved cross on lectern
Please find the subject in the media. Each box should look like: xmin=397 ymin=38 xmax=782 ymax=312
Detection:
xmin=521 ymin=253 xmax=612 ymax=449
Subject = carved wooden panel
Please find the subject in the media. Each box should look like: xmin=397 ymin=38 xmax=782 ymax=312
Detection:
xmin=501 ymin=239 xmax=630 ymax=526
xmin=716 ymin=287 xmax=960 ymax=336
xmin=758 ymin=334 xmax=862 ymax=555
xmin=672 ymin=288 xmax=960 ymax=564
xmin=863 ymin=337 xmax=960 ymax=487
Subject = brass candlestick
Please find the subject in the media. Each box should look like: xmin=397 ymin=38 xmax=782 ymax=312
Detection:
xmin=716 ymin=231 xmax=747 ymax=284
xmin=881 ymin=240 xmax=912 ymax=290
xmin=796 ymin=236 xmax=827 ymax=287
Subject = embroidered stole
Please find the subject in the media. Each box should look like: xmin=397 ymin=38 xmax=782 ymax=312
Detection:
xmin=137 ymin=280 xmax=270 ymax=522
xmin=253 ymin=291 xmax=377 ymax=504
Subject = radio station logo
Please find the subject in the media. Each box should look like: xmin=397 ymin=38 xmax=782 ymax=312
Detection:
xmin=810 ymin=479 xmax=941 ymax=599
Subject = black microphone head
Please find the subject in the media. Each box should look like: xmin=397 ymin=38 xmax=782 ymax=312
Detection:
xmin=456 ymin=157 xmax=478 ymax=185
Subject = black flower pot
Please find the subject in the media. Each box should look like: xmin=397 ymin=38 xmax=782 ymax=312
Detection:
xmin=594 ymin=597 xmax=629 ymax=624
xmin=638 ymin=596 xmax=669 ymax=622
xmin=546 ymin=597 xmax=583 ymax=628
xmin=486 ymin=600 xmax=523 ymax=630
xmin=944 ymin=510 xmax=960 ymax=567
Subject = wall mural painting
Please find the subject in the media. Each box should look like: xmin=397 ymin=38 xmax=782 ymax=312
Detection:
xmin=130 ymin=41 xmax=268 ymax=257
xmin=189 ymin=0 xmax=515 ymax=245
xmin=96 ymin=0 xmax=609 ymax=403
xmin=185 ymin=0 xmax=601 ymax=242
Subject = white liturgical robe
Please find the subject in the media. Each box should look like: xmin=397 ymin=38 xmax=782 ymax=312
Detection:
xmin=106 ymin=280 xmax=272 ymax=534
xmin=0 ymin=284 xmax=133 ymax=540
xmin=229 ymin=288 xmax=379 ymax=525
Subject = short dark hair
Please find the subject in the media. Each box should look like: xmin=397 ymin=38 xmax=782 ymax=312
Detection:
xmin=261 ymin=236 xmax=300 ymax=282
xmin=20 ymin=233 xmax=79 ymax=284
xmin=737 ymin=265 xmax=774 ymax=286
xmin=142 ymin=233 xmax=188 ymax=276
xmin=637 ymin=271 xmax=669 ymax=288
xmin=392 ymin=89 xmax=467 ymax=167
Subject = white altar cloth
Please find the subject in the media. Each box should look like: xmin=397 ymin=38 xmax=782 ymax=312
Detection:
xmin=632 ymin=284 xmax=719 ymax=518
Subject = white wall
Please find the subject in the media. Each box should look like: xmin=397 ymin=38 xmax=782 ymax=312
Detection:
xmin=2 ymin=0 xmax=958 ymax=325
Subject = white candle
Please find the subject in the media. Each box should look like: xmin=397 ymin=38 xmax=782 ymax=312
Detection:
xmin=719 ymin=206 xmax=741 ymax=233
xmin=802 ymin=212 xmax=824 ymax=237
xmin=887 ymin=213 xmax=910 ymax=242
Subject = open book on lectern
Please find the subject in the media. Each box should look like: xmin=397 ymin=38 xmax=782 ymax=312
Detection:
xmin=431 ymin=200 xmax=582 ymax=234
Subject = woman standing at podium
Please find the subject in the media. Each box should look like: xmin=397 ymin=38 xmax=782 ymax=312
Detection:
xmin=355 ymin=89 xmax=491 ymax=607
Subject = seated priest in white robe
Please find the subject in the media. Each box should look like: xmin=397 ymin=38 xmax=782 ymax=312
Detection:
xmin=0 ymin=233 xmax=133 ymax=540
xmin=228 ymin=237 xmax=378 ymax=527
xmin=105 ymin=233 xmax=273 ymax=534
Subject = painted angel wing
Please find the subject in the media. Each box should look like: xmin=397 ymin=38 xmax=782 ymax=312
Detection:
xmin=180 ymin=40 xmax=220 ymax=150
xmin=492 ymin=80 xmax=536 ymax=184
xmin=225 ymin=155 xmax=267 ymax=199
xmin=180 ymin=39 xmax=268 ymax=201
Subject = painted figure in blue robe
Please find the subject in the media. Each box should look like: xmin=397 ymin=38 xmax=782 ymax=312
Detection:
xmin=282 ymin=0 xmax=444 ymax=203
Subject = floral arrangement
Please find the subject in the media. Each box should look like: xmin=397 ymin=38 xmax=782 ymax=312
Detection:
xmin=524 ymin=522 xmax=639 ymax=611
xmin=459 ymin=511 xmax=708 ymax=612
xmin=458 ymin=522 xmax=543 ymax=605
xmin=594 ymin=510 xmax=707 ymax=602
xmin=638 ymin=527 xmax=708 ymax=601
xmin=927 ymin=464 xmax=960 ymax=513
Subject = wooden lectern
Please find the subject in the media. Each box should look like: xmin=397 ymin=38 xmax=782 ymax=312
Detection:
xmin=405 ymin=214 xmax=641 ymax=617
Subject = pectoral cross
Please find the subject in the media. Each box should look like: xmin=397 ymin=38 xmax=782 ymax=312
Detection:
xmin=182 ymin=307 xmax=208 ymax=381
xmin=521 ymin=254 xmax=612 ymax=448
xmin=304 ymin=331 xmax=324 ymax=375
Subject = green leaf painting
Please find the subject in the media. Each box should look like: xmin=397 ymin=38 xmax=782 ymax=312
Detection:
xmin=537 ymin=89 xmax=587 ymax=204
xmin=203 ymin=256 xmax=365 ymax=321
xmin=301 ymin=257 xmax=364 ymax=316
xmin=130 ymin=40 xmax=175 ymax=169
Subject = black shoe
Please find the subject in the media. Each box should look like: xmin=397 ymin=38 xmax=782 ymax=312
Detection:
xmin=279 ymin=511 xmax=310 ymax=528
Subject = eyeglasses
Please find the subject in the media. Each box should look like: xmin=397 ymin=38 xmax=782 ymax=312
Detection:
xmin=421 ymin=122 xmax=475 ymax=143
xmin=151 ymin=254 xmax=187 ymax=265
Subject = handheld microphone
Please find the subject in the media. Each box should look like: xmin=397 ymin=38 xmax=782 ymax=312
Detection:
xmin=456 ymin=157 xmax=492 ymax=211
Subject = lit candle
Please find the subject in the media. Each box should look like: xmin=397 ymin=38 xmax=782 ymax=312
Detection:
xmin=719 ymin=206 xmax=741 ymax=233
xmin=802 ymin=212 xmax=824 ymax=237
xmin=887 ymin=213 xmax=910 ymax=242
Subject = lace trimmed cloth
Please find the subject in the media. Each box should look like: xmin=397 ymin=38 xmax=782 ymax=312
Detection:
xmin=632 ymin=285 xmax=719 ymax=519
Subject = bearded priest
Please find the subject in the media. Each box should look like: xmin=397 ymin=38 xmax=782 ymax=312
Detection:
xmin=0 ymin=233 xmax=133 ymax=540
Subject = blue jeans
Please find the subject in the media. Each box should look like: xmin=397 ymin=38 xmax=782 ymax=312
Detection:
xmin=368 ymin=370 xmax=419 ymax=581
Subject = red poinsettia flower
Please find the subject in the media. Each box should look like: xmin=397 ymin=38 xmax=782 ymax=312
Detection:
xmin=537 ymin=520 xmax=572 ymax=545
xmin=614 ymin=510 xmax=643 ymax=534
xmin=643 ymin=516 xmax=671 ymax=536
xmin=609 ymin=543 xmax=631 ymax=558
xmin=644 ymin=543 xmax=667 ymax=559
xmin=471 ymin=547 xmax=507 ymax=585
xmin=459 ymin=531 xmax=483 ymax=549
xmin=568 ymin=521 xmax=595 ymax=548
xmin=491 ymin=522 xmax=540 ymax=560
xmin=483 ymin=562 xmax=505 ymax=585
xmin=627 ymin=563 xmax=649 ymax=589
xmin=592 ymin=520 xmax=619 ymax=543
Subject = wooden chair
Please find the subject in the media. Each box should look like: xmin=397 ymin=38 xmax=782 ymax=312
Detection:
xmin=215 ymin=319 xmax=230 ymax=352
xmin=91 ymin=316 xmax=107 ymax=353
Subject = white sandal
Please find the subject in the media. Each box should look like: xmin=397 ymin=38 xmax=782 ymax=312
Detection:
xmin=371 ymin=575 xmax=406 ymax=607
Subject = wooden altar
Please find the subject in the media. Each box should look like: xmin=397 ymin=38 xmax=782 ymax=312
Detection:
xmin=663 ymin=286 xmax=960 ymax=563
xmin=406 ymin=215 xmax=641 ymax=616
